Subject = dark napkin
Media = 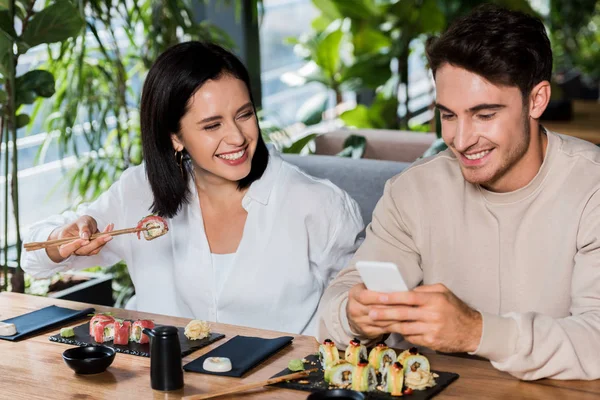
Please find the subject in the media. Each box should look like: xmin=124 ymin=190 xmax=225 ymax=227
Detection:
xmin=0 ymin=305 xmax=95 ymax=341
xmin=183 ymin=335 xmax=293 ymax=377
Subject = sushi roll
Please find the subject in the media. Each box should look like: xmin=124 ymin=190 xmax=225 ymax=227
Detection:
xmin=93 ymin=320 xmax=114 ymax=343
xmin=318 ymin=339 xmax=340 ymax=369
xmin=351 ymin=360 xmax=377 ymax=392
xmin=113 ymin=320 xmax=131 ymax=345
xmin=344 ymin=338 xmax=367 ymax=366
xmin=324 ymin=360 xmax=353 ymax=387
xmin=137 ymin=214 xmax=169 ymax=241
xmin=397 ymin=346 xmax=419 ymax=364
xmin=89 ymin=314 xmax=114 ymax=336
xmin=368 ymin=341 xmax=397 ymax=373
xmin=401 ymin=349 xmax=431 ymax=374
xmin=382 ymin=362 xmax=405 ymax=397
xmin=130 ymin=319 xmax=155 ymax=344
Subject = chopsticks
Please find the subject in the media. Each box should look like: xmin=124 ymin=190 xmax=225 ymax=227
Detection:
xmin=23 ymin=227 xmax=148 ymax=252
xmin=182 ymin=368 xmax=318 ymax=400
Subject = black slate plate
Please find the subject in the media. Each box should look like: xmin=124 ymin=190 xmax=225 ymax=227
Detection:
xmin=49 ymin=321 xmax=224 ymax=358
xmin=271 ymin=354 xmax=459 ymax=400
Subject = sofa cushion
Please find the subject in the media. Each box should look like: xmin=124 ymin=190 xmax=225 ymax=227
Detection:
xmin=282 ymin=154 xmax=409 ymax=226
xmin=314 ymin=129 xmax=436 ymax=163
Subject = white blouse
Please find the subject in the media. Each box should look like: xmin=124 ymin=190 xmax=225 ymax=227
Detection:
xmin=21 ymin=149 xmax=364 ymax=336
xmin=211 ymin=253 xmax=235 ymax=297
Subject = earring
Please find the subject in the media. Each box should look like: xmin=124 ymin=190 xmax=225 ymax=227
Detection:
xmin=174 ymin=150 xmax=184 ymax=177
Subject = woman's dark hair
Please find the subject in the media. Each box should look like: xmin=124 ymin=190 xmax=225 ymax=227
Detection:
xmin=426 ymin=5 xmax=552 ymax=101
xmin=140 ymin=41 xmax=269 ymax=218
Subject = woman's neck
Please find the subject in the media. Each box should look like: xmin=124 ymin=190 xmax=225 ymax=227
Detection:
xmin=194 ymin=172 xmax=246 ymax=209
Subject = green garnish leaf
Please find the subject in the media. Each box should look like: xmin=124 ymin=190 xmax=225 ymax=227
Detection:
xmin=288 ymin=359 xmax=305 ymax=372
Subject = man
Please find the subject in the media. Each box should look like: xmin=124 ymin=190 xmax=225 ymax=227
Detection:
xmin=318 ymin=5 xmax=600 ymax=380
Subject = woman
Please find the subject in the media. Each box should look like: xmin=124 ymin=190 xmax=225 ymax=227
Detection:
xmin=21 ymin=41 xmax=363 ymax=335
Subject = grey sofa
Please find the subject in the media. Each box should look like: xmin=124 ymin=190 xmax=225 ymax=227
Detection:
xmin=282 ymin=154 xmax=410 ymax=226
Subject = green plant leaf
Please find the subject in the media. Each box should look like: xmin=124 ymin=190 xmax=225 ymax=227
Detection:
xmin=0 ymin=26 xmax=11 ymax=76
xmin=296 ymin=91 xmax=329 ymax=126
xmin=311 ymin=15 xmax=334 ymax=32
xmin=352 ymin=25 xmax=391 ymax=57
xmin=368 ymin=93 xmax=399 ymax=129
xmin=0 ymin=10 xmax=16 ymax=38
xmin=316 ymin=29 xmax=343 ymax=80
xmin=0 ymin=89 xmax=6 ymax=102
xmin=330 ymin=0 xmax=379 ymax=20
xmin=16 ymin=113 xmax=30 ymax=129
xmin=282 ymin=133 xmax=318 ymax=154
xmin=343 ymin=53 xmax=391 ymax=88
xmin=16 ymin=69 xmax=55 ymax=107
xmin=340 ymin=105 xmax=374 ymax=128
xmin=0 ymin=0 xmax=8 ymax=11
xmin=20 ymin=1 xmax=84 ymax=52
xmin=312 ymin=0 xmax=342 ymax=20
xmin=337 ymin=134 xmax=366 ymax=158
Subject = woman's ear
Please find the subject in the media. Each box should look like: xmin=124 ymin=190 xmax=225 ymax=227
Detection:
xmin=171 ymin=133 xmax=184 ymax=152
xmin=529 ymin=80 xmax=551 ymax=120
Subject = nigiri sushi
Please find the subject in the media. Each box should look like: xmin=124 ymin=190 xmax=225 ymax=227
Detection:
xmin=130 ymin=319 xmax=155 ymax=344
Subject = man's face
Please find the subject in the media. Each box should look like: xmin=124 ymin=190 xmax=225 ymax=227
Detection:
xmin=435 ymin=64 xmax=533 ymax=192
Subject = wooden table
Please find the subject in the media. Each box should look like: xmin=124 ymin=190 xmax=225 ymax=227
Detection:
xmin=1 ymin=293 xmax=599 ymax=399
xmin=543 ymin=100 xmax=600 ymax=144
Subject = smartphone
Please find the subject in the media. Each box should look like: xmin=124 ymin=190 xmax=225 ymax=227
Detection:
xmin=355 ymin=261 xmax=409 ymax=293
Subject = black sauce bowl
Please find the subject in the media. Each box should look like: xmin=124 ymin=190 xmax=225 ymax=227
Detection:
xmin=62 ymin=345 xmax=116 ymax=374
xmin=307 ymin=389 xmax=366 ymax=400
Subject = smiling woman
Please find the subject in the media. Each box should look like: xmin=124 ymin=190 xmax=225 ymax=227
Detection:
xmin=20 ymin=41 xmax=364 ymax=336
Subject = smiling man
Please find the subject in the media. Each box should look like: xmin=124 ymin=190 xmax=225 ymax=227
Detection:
xmin=317 ymin=5 xmax=600 ymax=380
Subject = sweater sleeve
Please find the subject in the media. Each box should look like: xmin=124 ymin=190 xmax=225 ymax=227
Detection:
xmin=20 ymin=169 xmax=130 ymax=278
xmin=472 ymin=192 xmax=600 ymax=380
xmin=317 ymin=179 xmax=424 ymax=347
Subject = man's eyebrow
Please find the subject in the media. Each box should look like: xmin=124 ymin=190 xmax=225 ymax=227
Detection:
xmin=435 ymin=103 xmax=507 ymax=114
xmin=468 ymin=103 xmax=506 ymax=112
xmin=435 ymin=103 xmax=454 ymax=114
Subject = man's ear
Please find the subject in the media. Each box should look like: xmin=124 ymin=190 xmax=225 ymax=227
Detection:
xmin=529 ymin=80 xmax=551 ymax=120
xmin=171 ymin=133 xmax=184 ymax=152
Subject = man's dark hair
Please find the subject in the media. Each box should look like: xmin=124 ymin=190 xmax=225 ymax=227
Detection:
xmin=426 ymin=5 xmax=552 ymax=99
xmin=140 ymin=41 xmax=269 ymax=218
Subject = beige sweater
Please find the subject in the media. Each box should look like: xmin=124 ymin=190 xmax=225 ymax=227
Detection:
xmin=318 ymin=131 xmax=600 ymax=380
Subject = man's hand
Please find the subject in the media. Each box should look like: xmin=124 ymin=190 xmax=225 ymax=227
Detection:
xmin=347 ymin=283 xmax=482 ymax=353
xmin=46 ymin=216 xmax=114 ymax=263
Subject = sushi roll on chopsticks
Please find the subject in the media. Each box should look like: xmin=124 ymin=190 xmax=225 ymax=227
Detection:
xmin=113 ymin=320 xmax=131 ymax=345
xmin=351 ymin=360 xmax=377 ymax=392
xmin=382 ymin=362 xmax=405 ymax=397
xmin=130 ymin=320 xmax=155 ymax=344
xmin=368 ymin=342 xmax=397 ymax=373
xmin=318 ymin=339 xmax=340 ymax=369
xmin=324 ymin=360 xmax=353 ymax=387
xmin=93 ymin=320 xmax=115 ymax=343
xmin=137 ymin=214 xmax=169 ymax=241
xmin=89 ymin=314 xmax=114 ymax=336
xmin=344 ymin=338 xmax=367 ymax=366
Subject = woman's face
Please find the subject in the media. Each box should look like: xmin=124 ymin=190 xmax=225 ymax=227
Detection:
xmin=171 ymin=74 xmax=259 ymax=186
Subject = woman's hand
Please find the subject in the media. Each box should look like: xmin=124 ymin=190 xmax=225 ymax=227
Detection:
xmin=46 ymin=216 xmax=114 ymax=263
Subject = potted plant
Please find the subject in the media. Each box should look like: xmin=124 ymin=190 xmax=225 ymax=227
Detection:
xmin=0 ymin=0 xmax=84 ymax=293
